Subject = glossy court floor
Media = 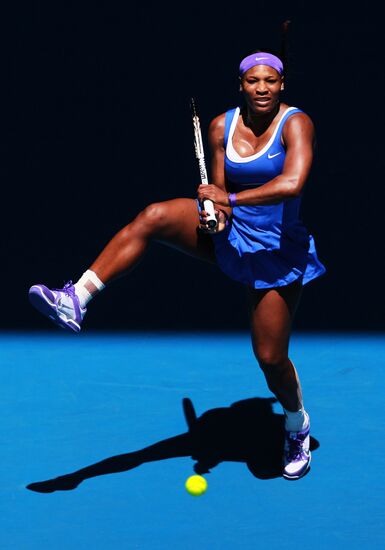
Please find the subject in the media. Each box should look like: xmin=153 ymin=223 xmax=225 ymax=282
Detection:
xmin=1 ymin=331 xmax=384 ymax=549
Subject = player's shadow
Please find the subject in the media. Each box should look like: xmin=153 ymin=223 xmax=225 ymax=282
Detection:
xmin=26 ymin=397 xmax=320 ymax=493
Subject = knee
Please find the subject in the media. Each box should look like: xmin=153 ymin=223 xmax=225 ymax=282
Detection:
xmin=256 ymin=351 xmax=289 ymax=394
xmin=137 ymin=202 xmax=169 ymax=234
xmin=254 ymin=348 xmax=289 ymax=374
xmin=117 ymin=202 xmax=169 ymax=241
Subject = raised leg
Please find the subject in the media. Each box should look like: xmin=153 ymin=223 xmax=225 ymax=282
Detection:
xmin=28 ymin=198 xmax=216 ymax=331
xmin=90 ymin=198 xmax=215 ymax=283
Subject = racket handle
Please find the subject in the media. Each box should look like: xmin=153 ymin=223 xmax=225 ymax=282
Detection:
xmin=198 ymin=160 xmax=217 ymax=229
xmin=203 ymin=199 xmax=217 ymax=229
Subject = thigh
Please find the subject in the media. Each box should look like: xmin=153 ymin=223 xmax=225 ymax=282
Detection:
xmin=248 ymin=280 xmax=303 ymax=361
xmin=150 ymin=198 xmax=216 ymax=264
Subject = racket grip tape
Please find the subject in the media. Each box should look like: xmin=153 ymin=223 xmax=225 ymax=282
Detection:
xmin=203 ymin=199 xmax=217 ymax=228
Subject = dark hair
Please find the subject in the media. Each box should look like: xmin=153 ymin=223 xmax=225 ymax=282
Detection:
xmin=242 ymin=20 xmax=291 ymax=79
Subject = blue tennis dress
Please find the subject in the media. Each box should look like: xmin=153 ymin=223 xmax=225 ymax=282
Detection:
xmin=212 ymin=106 xmax=326 ymax=288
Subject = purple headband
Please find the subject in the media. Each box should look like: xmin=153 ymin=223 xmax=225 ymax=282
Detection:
xmin=239 ymin=52 xmax=283 ymax=76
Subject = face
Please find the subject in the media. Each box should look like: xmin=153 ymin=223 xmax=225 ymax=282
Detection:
xmin=240 ymin=65 xmax=284 ymax=114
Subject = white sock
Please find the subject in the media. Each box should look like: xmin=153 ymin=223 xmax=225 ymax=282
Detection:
xmin=74 ymin=270 xmax=105 ymax=308
xmin=284 ymin=407 xmax=309 ymax=432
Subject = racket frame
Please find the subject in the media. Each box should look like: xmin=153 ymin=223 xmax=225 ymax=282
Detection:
xmin=191 ymin=98 xmax=217 ymax=229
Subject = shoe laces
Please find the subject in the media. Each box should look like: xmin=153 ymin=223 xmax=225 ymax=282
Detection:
xmin=286 ymin=432 xmax=307 ymax=461
xmin=54 ymin=281 xmax=76 ymax=297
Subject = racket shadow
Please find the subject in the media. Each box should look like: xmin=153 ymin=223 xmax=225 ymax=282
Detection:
xmin=26 ymin=397 xmax=320 ymax=493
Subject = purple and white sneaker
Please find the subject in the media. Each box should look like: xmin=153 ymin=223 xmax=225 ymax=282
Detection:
xmin=283 ymin=423 xmax=311 ymax=480
xmin=28 ymin=281 xmax=86 ymax=333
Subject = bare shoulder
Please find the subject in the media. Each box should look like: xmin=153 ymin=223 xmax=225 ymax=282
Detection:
xmin=208 ymin=112 xmax=226 ymax=133
xmin=284 ymin=109 xmax=315 ymax=133
xmin=208 ymin=112 xmax=226 ymax=148
xmin=282 ymin=108 xmax=315 ymax=145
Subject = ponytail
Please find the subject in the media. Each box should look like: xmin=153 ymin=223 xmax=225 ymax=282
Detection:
xmin=279 ymin=20 xmax=291 ymax=78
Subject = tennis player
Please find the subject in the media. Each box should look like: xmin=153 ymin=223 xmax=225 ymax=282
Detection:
xmin=29 ymin=33 xmax=325 ymax=480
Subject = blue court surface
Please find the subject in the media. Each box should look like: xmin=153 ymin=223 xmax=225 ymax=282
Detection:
xmin=1 ymin=331 xmax=384 ymax=549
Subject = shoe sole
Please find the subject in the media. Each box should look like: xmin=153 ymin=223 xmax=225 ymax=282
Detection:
xmin=29 ymin=286 xmax=81 ymax=333
xmin=282 ymin=451 xmax=312 ymax=480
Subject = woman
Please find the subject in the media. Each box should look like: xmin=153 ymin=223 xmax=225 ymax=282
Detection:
xmin=29 ymin=48 xmax=325 ymax=480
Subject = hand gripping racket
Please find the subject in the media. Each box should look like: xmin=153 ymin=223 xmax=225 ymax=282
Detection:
xmin=190 ymin=98 xmax=217 ymax=230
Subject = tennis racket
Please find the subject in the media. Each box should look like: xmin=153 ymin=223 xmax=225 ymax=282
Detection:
xmin=190 ymin=97 xmax=217 ymax=230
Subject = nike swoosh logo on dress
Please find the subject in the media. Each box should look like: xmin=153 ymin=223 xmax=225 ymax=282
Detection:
xmin=267 ymin=152 xmax=282 ymax=159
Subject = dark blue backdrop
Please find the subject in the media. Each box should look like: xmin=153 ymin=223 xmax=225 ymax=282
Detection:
xmin=4 ymin=2 xmax=384 ymax=330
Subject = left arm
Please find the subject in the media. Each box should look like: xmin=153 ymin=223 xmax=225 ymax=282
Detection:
xmin=197 ymin=112 xmax=315 ymax=207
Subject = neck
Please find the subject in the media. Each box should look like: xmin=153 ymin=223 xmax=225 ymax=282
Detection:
xmin=244 ymin=102 xmax=280 ymax=134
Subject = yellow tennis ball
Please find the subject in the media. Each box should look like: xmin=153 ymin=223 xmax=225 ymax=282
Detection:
xmin=185 ymin=475 xmax=208 ymax=496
